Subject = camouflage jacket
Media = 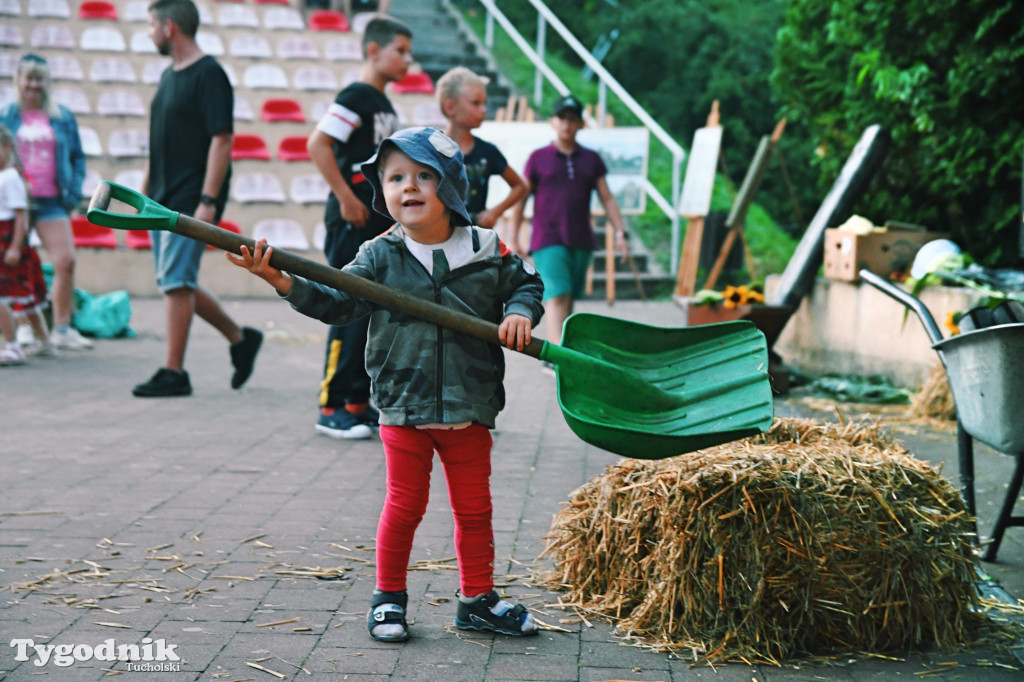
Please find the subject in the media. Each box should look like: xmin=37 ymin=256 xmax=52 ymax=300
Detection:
xmin=285 ymin=225 xmax=544 ymax=428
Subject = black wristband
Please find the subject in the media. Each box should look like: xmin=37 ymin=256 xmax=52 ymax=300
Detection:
xmin=199 ymin=193 xmax=216 ymax=206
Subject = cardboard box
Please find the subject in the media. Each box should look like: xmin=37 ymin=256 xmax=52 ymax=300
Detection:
xmin=823 ymin=226 xmax=946 ymax=282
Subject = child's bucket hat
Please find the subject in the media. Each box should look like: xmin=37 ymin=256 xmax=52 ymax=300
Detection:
xmin=362 ymin=127 xmax=472 ymax=227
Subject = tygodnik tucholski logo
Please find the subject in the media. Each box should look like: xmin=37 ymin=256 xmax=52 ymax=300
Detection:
xmin=10 ymin=637 xmax=181 ymax=671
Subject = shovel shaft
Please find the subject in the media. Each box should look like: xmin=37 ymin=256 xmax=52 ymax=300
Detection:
xmin=89 ymin=182 xmax=545 ymax=358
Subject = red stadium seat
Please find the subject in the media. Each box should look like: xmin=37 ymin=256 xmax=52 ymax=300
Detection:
xmin=231 ymin=133 xmax=271 ymax=161
xmin=71 ymin=217 xmax=118 ymax=248
xmin=260 ymin=98 xmax=305 ymax=123
xmin=277 ymin=135 xmax=311 ymax=162
xmin=209 ymin=220 xmax=241 ymax=249
xmin=125 ymin=229 xmax=151 ymax=249
xmin=254 ymin=0 xmax=289 ymax=4
xmin=391 ymin=71 xmax=434 ymax=95
xmin=308 ymin=9 xmax=349 ymax=32
xmin=78 ymin=0 xmax=117 ymax=20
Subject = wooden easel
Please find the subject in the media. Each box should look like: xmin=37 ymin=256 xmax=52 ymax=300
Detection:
xmin=674 ymin=102 xmax=722 ymax=297
xmin=703 ymin=118 xmax=786 ymax=291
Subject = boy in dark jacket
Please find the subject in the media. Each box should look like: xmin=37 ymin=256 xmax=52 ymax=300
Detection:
xmin=228 ymin=127 xmax=544 ymax=642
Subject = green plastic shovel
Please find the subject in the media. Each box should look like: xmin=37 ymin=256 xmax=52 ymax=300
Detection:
xmin=88 ymin=182 xmax=773 ymax=459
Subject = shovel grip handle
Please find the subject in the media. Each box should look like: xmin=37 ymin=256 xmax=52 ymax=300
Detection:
xmin=90 ymin=182 xmax=544 ymax=357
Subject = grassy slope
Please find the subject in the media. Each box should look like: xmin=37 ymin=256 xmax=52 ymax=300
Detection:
xmin=457 ymin=5 xmax=798 ymax=285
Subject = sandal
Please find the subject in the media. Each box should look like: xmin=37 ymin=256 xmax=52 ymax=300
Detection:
xmin=367 ymin=590 xmax=409 ymax=642
xmin=454 ymin=590 xmax=538 ymax=636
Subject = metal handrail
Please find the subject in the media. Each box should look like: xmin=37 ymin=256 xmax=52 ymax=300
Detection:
xmin=474 ymin=0 xmax=686 ymax=272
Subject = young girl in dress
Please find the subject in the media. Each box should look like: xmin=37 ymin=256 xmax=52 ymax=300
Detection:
xmin=0 ymin=123 xmax=54 ymax=365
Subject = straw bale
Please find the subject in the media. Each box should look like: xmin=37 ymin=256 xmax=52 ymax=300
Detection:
xmin=910 ymin=361 xmax=956 ymax=421
xmin=543 ymin=418 xmax=981 ymax=663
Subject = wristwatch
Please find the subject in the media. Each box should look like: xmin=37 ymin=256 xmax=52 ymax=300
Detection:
xmin=199 ymin=193 xmax=217 ymax=206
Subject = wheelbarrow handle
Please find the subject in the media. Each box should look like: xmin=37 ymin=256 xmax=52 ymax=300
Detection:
xmin=859 ymin=269 xmax=943 ymax=345
xmin=88 ymin=182 xmax=545 ymax=358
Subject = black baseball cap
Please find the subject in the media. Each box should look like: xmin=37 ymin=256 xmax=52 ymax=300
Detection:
xmin=551 ymin=94 xmax=584 ymax=118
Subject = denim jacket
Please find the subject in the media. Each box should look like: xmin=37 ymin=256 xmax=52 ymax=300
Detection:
xmin=0 ymin=103 xmax=87 ymax=212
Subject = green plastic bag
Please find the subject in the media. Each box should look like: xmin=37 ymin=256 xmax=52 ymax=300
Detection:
xmin=72 ymin=289 xmax=136 ymax=339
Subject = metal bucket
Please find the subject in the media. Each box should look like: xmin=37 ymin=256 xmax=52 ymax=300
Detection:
xmin=935 ymin=323 xmax=1024 ymax=453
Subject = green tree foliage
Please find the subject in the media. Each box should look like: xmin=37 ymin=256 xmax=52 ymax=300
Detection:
xmin=773 ymin=0 xmax=1024 ymax=265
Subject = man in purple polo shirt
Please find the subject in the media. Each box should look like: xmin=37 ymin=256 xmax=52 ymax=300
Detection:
xmin=509 ymin=95 xmax=626 ymax=359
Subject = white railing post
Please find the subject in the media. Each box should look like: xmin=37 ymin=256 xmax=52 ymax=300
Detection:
xmin=597 ymin=80 xmax=607 ymax=128
xmin=534 ymin=14 xmax=546 ymax=107
xmin=485 ymin=8 xmax=494 ymax=50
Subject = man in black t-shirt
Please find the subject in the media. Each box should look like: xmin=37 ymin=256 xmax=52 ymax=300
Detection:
xmin=305 ymin=15 xmax=411 ymax=439
xmin=134 ymin=0 xmax=262 ymax=398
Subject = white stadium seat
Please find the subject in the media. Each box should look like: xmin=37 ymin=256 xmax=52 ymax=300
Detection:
xmin=230 ymin=35 xmax=272 ymax=59
xmin=196 ymin=32 xmax=224 ymax=56
xmin=233 ymin=96 xmax=254 ymax=121
xmin=289 ymin=174 xmax=329 ymax=204
xmin=263 ymin=7 xmax=304 ymax=30
xmin=81 ymin=168 xmax=102 ymax=198
xmin=252 ymin=219 xmax=310 ymax=250
xmin=30 ymin=25 xmax=73 ymax=50
xmin=243 ymin=64 xmax=288 ymax=90
xmin=28 ymin=0 xmax=70 ymax=18
xmin=130 ymin=30 xmax=157 ymax=53
xmin=217 ymin=5 xmax=258 ymax=28
xmin=97 ymin=90 xmax=145 ymax=117
xmin=293 ymin=66 xmax=337 ymax=91
xmin=81 ymin=26 xmax=127 ymax=52
xmin=141 ymin=60 xmax=169 ymax=84
xmin=0 ymin=0 xmax=22 ymax=16
xmin=78 ymin=126 xmax=103 ymax=156
xmin=114 ymin=169 xmax=145 ymax=191
xmin=277 ymin=36 xmax=318 ymax=60
xmin=90 ymin=57 xmax=136 ymax=83
xmin=52 ymin=86 xmax=91 ymax=114
xmin=324 ymin=38 xmax=361 ymax=62
xmin=108 ymin=129 xmax=149 ymax=157
xmin=123 ymin=0 xmax=148 ymax=22
xmin=0 ymin=25 xmax=23 ymax=47
xmin=48 ymin=55 xmax=84 ymax=81
xmin=231 ymin=172 xmax=286 ymax=203
xmin=0 ymin=53 xmax=19 ymax=78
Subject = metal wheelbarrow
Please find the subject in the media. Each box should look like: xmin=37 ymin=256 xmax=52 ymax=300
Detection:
xmin=861 ymin=270 xmax=1024 ymax=561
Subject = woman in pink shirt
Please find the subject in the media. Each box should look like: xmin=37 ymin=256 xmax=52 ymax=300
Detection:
xmin=0 ymin=54 xmax=91 ymax=350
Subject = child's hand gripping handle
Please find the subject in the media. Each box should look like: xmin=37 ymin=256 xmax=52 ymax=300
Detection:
xmin=88 ymin=181 xmax=545 ymax=357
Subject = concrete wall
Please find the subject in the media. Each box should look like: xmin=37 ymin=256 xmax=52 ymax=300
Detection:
xmin=771 ymin=276 xmax=984 ymax=389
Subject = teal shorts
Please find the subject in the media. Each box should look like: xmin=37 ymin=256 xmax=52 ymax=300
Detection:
xmin=531 ymin=245 xmax=593 ymax=301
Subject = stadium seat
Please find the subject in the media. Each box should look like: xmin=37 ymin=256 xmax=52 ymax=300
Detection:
xmin=0 ymin=53 xmax=20 ymax=78
xmin=411 ymin=102 xmax=446 ymax=127
xmin=52 ymin=86 xmax=91 ymax=114
xmin=312 ymin=221 xmax=326 ymax=250
xmin=252 ymin=219 xmax=309 ymax=250
xmin=125 ymin=229 xmax=151 ymax=249
xmin=207 ymin=219 xmax=241 ymax=250
xmin=81 ymin=26 xmax=127 ymax=52
xmin=27 ymin=0 xmax=71 ymax=17
xmin=196 ymin=32 xmax=225 ymax=56
xmin=221 ymin=62 xmax=238 ymax=87
xmin=123 ymin=0 xmax=147 ymax=22
xmin=0 ymin=85 xmax=13 ymax=107
xmin=308 ymin=9 xmax=349 ymax=32
xmin=260 ymin=98 xmax=304 ymax=123
xmin=351 ymin=11 xmax=375 ymax=34
xmin=71 ymin=216 xmax=117 ymax=248
xmin=263 ymin=7 xmax=304 ymax=30
xmin=254 ymin=0 xmax=289 ymax=5
xmin=0 ymin=0 xmax=18 ymax=14
xmin=310 ymin=99 xmax=331 ymax=122
xmin=230 ymin=34 xmax=272 ymax=59
xmin=30 ymin=25 xmax=74 ymax=50
xmin=217 ymin=5 xmax=258 ymax=27
xmin=141 ymin=60 xmax=168 ymax=84
xmin=293 ymin=66 xmax=337 ymax=91
xmin=231 ymin=172 xmax=285 ymax=203
xmin=233 ymin=96 xmax=254 ymax=121
xmin=90 ymin=57 xmax=136 ymax=83
xmin=48 ymin=55 xmax=84 ymax=81
xmin=243 ymin=64 xmax=287 ymax=89
xmin=130 ymin=30 xmax=157 ymax=53
xmin=107 ymin=128 xmax=149 ymax=157
xmin=277 ymin=135 xmax=310 ymax=162
xmin=277 ymin=36 xmax=318 ymax=60
xmin=97 ymin=90 xmax=145 ymax=116
xmin=289 ymin=174 xmax=329 ymax=204
xmin=0 ymin=26 xmax=23 ymax=47
xmin=197 ymin=3 xmax=212 ymax=24
xmin=81 ymin=168 xmax=101 ymax=197
xmin=78 ymin=126 xmax=102 ymax=155
xmin=324 ymin=38 xmax=361 ymax=62
xmin=392 ymin=71 xmax=434 ymax=95
xmin=78 ymin=0 xmax=117 ymax=20
xmin=113 ymin=168 xmax=144 ymax=190
xmin=231 ymin=133 xmax=271 ymax=161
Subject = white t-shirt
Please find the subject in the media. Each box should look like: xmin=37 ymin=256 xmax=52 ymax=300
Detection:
xmin=0 ymin=167 xmax=29 ymax=220
xmin=403 ymin=224 xmax=476 ymax=276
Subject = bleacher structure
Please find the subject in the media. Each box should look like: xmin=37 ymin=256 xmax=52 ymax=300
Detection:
xmin=0 ymin=0 xmax=443 ymax=269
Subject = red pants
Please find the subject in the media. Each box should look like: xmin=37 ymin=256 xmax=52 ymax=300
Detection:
xmin=376 ymin=423 xmax=495 ymax=596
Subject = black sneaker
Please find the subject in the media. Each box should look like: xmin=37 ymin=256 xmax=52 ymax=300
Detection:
xmin=133 ymin=368 xmax=192 ymax=397
xmin=454 ymin=590 xmax=538 ymax=636
xmin=316 ymin=409 xmax=373 ymax=440
xmin=230 ymin=327 xmax=263 ymax=389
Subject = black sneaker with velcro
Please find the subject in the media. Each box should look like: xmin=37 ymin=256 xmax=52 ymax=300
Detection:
xmin=454 ymin=590 xmax=538 ymax=636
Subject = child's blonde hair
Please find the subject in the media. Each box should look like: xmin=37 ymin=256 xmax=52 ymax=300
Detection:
xmin=0 ymin=123 xmax=23 ymax=172
xmin=436 ymin=67 xmax=489 ymax=116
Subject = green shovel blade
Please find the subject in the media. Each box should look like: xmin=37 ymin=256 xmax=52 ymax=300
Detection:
xmin=541 ymin=315 xmax=774 ymax=459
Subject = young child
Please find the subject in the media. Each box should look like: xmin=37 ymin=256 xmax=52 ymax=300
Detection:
xmin=508 ymin=94 xmax=626 ymax=349
xmin=437 ymin=67 xmax=528 ymax=232
xmin=228 ymin=127 xmax=544 ymax=642
xmin=305 ymin=15 xmax=411 ymax=440
xmin=0 ymin=123 xmax=53 ymax=365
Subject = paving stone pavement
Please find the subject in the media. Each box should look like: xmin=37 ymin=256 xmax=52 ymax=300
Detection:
xmin=1 ymin=295 xmax=1022 ymax=681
